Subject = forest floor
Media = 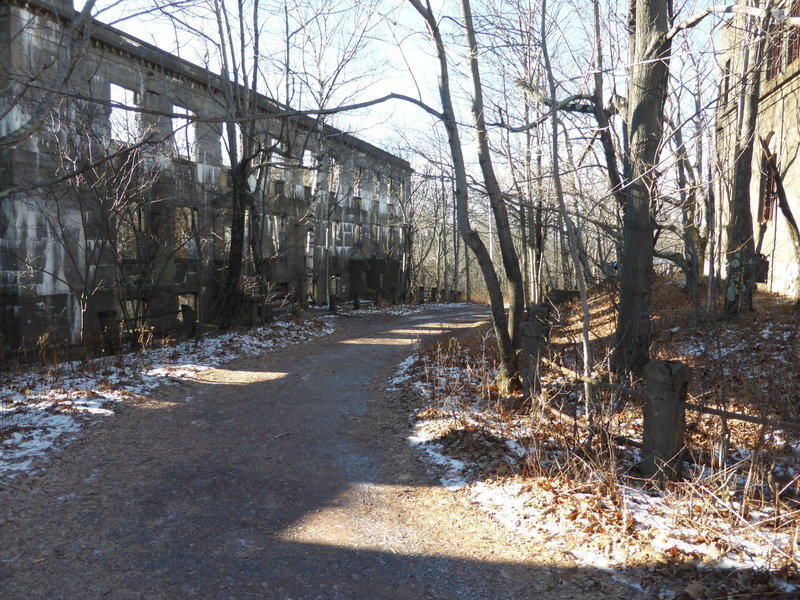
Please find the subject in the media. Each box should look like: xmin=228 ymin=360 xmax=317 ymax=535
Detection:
xmin=397 ymin=278 xmax=800 ymax=599
xmin=1 ymin=290 xmax=798 ymax=599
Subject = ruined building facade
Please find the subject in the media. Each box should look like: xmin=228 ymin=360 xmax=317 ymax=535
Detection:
xmin=0 ymin=0 xmax=412 ymax=352
xmin=715 ymin=3 xmax=800 ymax=299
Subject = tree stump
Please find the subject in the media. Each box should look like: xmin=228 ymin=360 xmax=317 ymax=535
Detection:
xmin=97 ymin=310 xmax=119 ymax=355
xmin=518 ymin=303 xmax=551 ymax=401
xmin=180 ymin=304 xmax=197 ymax=339
xmin=641 ymin=360 xmax=690 ymax=482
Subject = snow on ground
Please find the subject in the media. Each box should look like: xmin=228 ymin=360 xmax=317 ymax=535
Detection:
xmin=390 ymin=351 xmax=800 ymax=596
xmin=387 ymin=354 xmax=419 ymax=391
xmin=310 ymin=301 xmax=474 ymax=319
xmin=308 ymin=300 xmax=422 ymax=317
xmin=0 ymin=319 xmax=333 ymax=480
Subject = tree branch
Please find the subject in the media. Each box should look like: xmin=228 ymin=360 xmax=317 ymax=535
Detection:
xmin=0 ymin=134 xmax=157 ymax=201
xmin=666 ymin=4 xmax=800 ymax=42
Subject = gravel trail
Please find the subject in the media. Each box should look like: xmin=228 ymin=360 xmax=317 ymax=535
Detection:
xmin=0 ymin=307 xmax=634 ymax=599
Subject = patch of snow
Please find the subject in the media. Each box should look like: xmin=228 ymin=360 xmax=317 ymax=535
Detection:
xmin=309 ymin=303 xmax=424 ymax=318
xmin=0 ymin=318 xmax=334 ymax=480
xmin=387 ymin=354 xmax=418 ymax=391
xmin=505 ymin=439 xmax=526 ymax=457
xmin=408 ymin=425 xmax=469 ymax=490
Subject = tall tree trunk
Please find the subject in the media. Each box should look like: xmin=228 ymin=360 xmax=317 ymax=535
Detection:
xmin=218 ymin=162 xmax=248 ymax=324
xmin=724 ymin=12 xmax=770 ymax=318
xmin=460 ymin=0 xmax=525 ymax=364
xmin=593 ymin=0 xmax=626 ymax=211
xmin=612 ymin=0 xmax=672 ymax=374
xmin=409 ymin=0 xmax=518 ymax=390
xmin=542 ymin=0 xmax=595 ymax=427
xmin=672 ymin=124 xmax=701 ymax=323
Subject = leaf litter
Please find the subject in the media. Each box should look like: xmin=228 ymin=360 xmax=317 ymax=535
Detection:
xmin=395 ymin=281 xmax=800 ymax=598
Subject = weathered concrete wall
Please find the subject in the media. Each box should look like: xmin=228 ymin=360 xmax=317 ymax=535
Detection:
xmin=715 ymin=11 xmax=800 ymax=299
xmin=0 ymin=0 xmax=412 ymax=352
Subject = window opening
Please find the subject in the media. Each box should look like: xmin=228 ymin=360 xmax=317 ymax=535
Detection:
xmin=121 ymin=297 xmax=148 ymax=329
xmin=218 ymin=224 xmax=232 ymax=257
xmin=220 ymin=122 xmax=243 ymax=168
xmin=355 ymin=167 xmax=363 ymax=196
xmin=272 ymin=214 xmax=287 ymax=257
xmin=721 ymin=60 xmax=731 ymax=106
xmin=305 ymin=228 xmax=315 ymax=254
xmin=109 ymin=83 xmax=138 ymax=144
xmin=173 ymin=105 xmax=195 ymax=159
xmin=328 ymin=163 xmax=340 ymax=194
xmin=117 ymin=205 xmax=145 ymax=259
xmin=766 ymin=28 xmax=783 ymax=81
xmin=790 ymin=2 xmax=800 ymax=64
xmin=175 ymin=206 xmax=199 ymax=258
xmin=759 ymin=151 xmax=778 ymax=223
xmin=177 ymin=293 xmax=198 ymax=323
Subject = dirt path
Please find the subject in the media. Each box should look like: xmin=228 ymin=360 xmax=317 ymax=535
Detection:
xmin=0 ymin=307 xmax=636 ymax=599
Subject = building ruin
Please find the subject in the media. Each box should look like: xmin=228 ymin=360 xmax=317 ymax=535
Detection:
xmin=0 ymin=0 xmax=412 ymax=353
xmin=714 ymin=3 xmax=800 ymax=300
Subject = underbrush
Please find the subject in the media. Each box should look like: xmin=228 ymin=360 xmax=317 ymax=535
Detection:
xmin=398 ymin=284 xmax=800 ymax=596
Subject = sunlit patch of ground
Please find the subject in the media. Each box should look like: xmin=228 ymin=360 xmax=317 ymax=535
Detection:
xmin=0 ymin=319 xmax=333 ymax=479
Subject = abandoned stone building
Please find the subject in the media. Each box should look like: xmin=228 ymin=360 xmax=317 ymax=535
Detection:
xmin=715 ymin=3 xmax=800 ymax=299
xmin=0 ymin=0 xmax=412 ymax=352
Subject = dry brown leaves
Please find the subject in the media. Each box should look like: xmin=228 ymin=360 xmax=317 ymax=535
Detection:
xmin=406 ymin=284 xmax=800 ymax=595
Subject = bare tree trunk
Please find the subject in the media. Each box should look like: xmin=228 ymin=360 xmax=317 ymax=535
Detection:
xmin=724 ymin=12 xmax=769 ymax=318
xmin=672 ymin=125 xmax=701 ymax=323
xmin=532 ymin=130 xmax=545 ymax=304
xmin=408 ymin=0 xmax=520 ymax=391
xmin=592 ymin=0 xmax=626 ymax=211
xmin=460 ymin=0 xmax=525 ymax=362
xmin=542 ymin=0 xmax=595 ymax=429
xmin=612 ymin=0 xmax=672 ymax=374
xmin=212 ymin=0 xmax=261 ymax=325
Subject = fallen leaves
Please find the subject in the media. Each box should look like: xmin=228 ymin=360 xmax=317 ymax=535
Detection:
xmin=406 ymin=284 xmax=800 ymax=595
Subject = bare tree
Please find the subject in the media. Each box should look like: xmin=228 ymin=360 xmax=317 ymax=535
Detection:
xmin=9 ymin=100 xmax=164 ymax=346
xmin=608 ymin=0 xmax=674 ymax=374
xmin=407 ymin=0 xmax=526 ymax=392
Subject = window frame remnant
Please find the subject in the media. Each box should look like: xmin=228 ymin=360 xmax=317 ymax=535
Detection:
xmin=172 ymin=104 xmax=195 ymax=160
xmin=109 ymin=83 xmax=138 ymax=144
xmin=175 ymin=206 xmax=199 ymax=258
xmin=117 ymin=204 xmax=146 ymax=260
xmin=759 ymin=151 xmax=778 ymax=223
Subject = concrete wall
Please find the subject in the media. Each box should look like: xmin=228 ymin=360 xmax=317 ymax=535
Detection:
xmin=0 ymin=0 xmax=412 ymax=353
xmin=715 ymin=9 xmax=800 ymax=299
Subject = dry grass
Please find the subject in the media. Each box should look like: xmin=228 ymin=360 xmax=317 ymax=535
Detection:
xmin=403 ymin=279 xmax=800 ymax=594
